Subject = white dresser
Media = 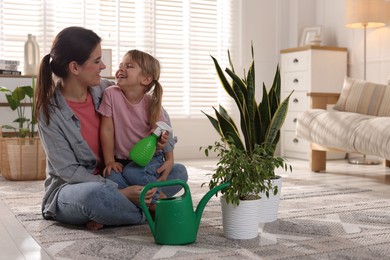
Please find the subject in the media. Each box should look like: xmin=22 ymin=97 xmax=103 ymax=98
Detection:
xmin=280 ymin=46 xmax=348 ymax=160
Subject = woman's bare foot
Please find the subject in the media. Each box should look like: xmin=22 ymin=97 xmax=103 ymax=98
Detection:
xmin=86 ymin=221 xmax=104 ymax=230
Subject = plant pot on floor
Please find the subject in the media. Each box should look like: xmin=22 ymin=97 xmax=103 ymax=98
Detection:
xmin=0 ymin=136 xmax=46 ymax=181
xmin=258 ymin=176 xmax=282 ymax=223
xmin=221 ymin=196 xmax=261 ymax=240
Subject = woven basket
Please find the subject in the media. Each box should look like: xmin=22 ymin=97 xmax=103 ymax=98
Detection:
xmin=0 ymin=136 xmax=46 ymax=181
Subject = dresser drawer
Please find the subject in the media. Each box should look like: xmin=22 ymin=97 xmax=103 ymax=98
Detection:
xmin=284 ymin=111 xmax=301 ymax=131
xmin=284 ymin=71 xmax=308 ymax=92
xmin=283 ymin=130 xmax=308 ymax=153
xmin=281 ymin=51 xmax=308 ymax=72
xmin=287 ymin=91 xmax=308 ymax=112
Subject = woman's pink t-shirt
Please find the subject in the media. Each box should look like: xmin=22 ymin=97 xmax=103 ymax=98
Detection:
xmin=98 ymin=85 xmax=166 ymax=160
xmin=66 ymin=93 xmax=102 ymax=174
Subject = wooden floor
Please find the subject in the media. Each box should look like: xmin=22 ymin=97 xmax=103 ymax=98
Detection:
xmin=0 ymin=157 xmax=389 ymax=260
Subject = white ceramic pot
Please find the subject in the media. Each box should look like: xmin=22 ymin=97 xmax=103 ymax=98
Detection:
xmin=258 ymin=176 xmax=282 ymax=223
xmin=221 ymin=196 xmax=260 ymax=239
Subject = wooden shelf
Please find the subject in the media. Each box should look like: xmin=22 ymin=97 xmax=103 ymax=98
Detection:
xmin=280 ymin=45 xmax=348 ymax=54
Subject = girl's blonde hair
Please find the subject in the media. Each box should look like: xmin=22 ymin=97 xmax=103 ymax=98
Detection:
xmin=126 ymin=49 xmax=163 ymax=127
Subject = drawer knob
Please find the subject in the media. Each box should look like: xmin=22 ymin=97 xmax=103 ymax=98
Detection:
xmin=293 ymin=118 xmax=297 ymax=123
xmin=293 ymin=138 xmax=299 ymax=143
xmin=293 ymin=58 xmax=299 ymax=63
xmin=293 ymin=98 xmax=299 ymax=103
xmin=293 ymin=78 xmax=299 ymax=83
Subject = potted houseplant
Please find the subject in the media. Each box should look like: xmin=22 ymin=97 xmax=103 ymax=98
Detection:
xmin=201 ymin=44 xmax=292 ymax=239
xmin=0 ymin=77 xmax=46 ymax=181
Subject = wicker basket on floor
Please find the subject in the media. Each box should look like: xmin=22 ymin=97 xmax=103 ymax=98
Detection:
xmin=0 ymin=135 xmax=46 ymax=181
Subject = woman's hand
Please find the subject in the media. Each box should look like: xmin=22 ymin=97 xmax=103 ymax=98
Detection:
xmin=102 ymin=161 xmax=123 ymax=177
xmin=120 ymin=185 xmax=157 ymax=205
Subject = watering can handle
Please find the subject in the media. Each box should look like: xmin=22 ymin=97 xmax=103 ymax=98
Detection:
xmin=139 ymin=179 xmax=189 ymax=235
xmin=139 ymin=179 xmax=189 ymax=202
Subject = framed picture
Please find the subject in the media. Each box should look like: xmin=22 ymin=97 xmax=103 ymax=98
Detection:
xmin=101 ymin=49 xmax=112 ymax=77
xmin=299 ymin=26 xmax=322 ymax=47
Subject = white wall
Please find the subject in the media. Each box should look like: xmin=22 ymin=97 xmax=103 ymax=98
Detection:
xmin=314 ymin=0 xmax=390 ymax=84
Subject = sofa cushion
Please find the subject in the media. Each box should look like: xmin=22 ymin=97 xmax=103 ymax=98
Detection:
xmin=296 ymin=109 xmax=390 ymax=160
xmin=297 ymin=109 xmax=376 ymax=152
xmin=353 ymin=117 xmax=390 ymax=159
xmin=334 ymin=76 xmax=390 ymax=116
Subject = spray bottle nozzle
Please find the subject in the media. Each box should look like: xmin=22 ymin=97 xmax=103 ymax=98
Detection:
xmin=153 ymin=121 xmax=173 ymax=136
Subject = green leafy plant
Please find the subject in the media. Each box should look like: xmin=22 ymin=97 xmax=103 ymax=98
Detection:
xmin=201 ymin=43 xmax=292 ymax=205
xmin=202 ymin=137 xmax=290 ymax=206
xmin=0 ymin=77 xmax=36 ymax=138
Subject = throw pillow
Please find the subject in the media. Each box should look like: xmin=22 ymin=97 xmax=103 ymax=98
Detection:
xmin=334 ymin=76 xmax=390 ymax=116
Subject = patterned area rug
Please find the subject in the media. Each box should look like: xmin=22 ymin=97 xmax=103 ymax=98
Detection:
xmin=1 ymin=166 xmax=390 ymax=259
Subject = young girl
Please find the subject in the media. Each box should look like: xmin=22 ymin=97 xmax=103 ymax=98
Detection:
xmin=98 ymin=50 xmax=184 ymax=201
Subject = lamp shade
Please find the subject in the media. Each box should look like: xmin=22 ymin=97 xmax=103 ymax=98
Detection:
xmin=345 ymin=0 xmax=389 ymax=28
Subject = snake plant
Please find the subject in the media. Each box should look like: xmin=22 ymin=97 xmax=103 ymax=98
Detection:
xmin=201 ymin=44 xmax=293 ymax=205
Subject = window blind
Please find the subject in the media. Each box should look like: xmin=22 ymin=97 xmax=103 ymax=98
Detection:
xmin=0 ymin=0 xmax=238 ymax=118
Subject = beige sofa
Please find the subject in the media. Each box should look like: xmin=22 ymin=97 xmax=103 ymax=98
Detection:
xmin=296 ymin=77 xmax=390 ymax=172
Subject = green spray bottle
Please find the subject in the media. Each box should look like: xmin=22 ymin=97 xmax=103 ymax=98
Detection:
xmin=129 ymin=121 xmax=172 ymax=167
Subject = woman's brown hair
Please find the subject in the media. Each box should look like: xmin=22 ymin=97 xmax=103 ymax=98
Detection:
xmin=34 ymin=26 xmax=101 ymax=124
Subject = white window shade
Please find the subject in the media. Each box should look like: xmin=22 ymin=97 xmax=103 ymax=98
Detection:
xmin=0 ymin=0 xmax=238 ymax=119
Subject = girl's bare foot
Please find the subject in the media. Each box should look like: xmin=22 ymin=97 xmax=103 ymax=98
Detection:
xmin=86 ymin=221 xmax=104 ymax=230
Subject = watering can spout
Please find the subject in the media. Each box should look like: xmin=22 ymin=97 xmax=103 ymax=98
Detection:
xmin=195 ymin=181 xmax=230 ymax=228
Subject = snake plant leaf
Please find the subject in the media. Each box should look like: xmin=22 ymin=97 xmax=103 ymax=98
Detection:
xmin=213 ymin=107 xmax=245 ymax=151
xmin=218 ymin=105 xmax=239 ymax=133
xmin=253 ymin=103 xmax=262 ymax=146
xmin=227 ymin=49 xmax=235 ymax=73
xmin=225 ymin=67 xmax=247 ymax=101
xmin=246 ymin=60 xmax=256 ymax=152
xmin=211 ymin=55 xmax=235 ymax=99
xmin=225 ymin=68 xmax=251 ymax=149
xmin=264 ymin=91 xmax=293 ymax=149
xmin=268 ymin=66 xmax=281 ymax=114
xmin=258 ymin=83 xmax=270 ymax=144
xmin=202 ymin=110 xmax=223 ymax=137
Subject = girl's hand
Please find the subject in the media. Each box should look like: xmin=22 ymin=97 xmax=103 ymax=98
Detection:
xmin=102 ymin=161 xmax=123 ymax=177
xmin=157 ymin=131 xmax=169 ymax=150
xmin=156 ymin=158 xmax=174 ymax=182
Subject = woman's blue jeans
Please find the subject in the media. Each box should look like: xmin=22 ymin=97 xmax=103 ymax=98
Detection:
xmin=53 ymin=162 xmax=188 ymax=227
xmin=54 ymin=180 xmax=146 ymax=226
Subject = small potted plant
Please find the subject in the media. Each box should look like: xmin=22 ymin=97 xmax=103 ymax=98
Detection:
xmin=201 ymin=43 xmax=292 ymax=239
xmin=0 ymin=78 xmax=46 ymax=181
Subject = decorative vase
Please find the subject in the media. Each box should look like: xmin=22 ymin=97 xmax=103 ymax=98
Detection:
xmin=24 ymin=34 xmax=40 ymax=75
xmin=221 ymin=196 xmax=260 ymax=239
xmin=258 ymin=176 xmax=282 ymax=223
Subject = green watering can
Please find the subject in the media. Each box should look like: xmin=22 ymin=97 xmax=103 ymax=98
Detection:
xmin=139 ymin=179 xmax=230 ymax=245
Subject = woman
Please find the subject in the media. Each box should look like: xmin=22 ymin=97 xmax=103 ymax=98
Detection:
xmin=35 ymin=26 xmax=188 ymax=230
